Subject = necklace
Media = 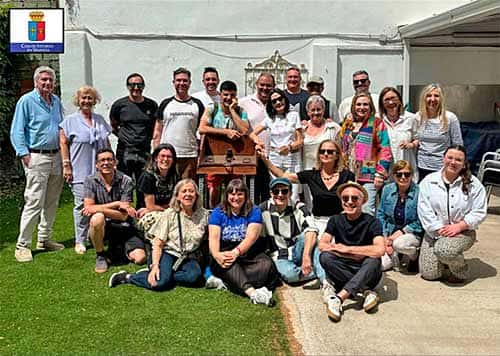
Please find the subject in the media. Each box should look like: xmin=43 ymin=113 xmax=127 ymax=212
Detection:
xmin=321 ymin=172 xmax=338 ymax=181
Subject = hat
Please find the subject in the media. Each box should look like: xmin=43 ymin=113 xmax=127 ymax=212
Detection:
xmin=269 ymin=177 xmax=292 ymax=189
xmin=336 ymin=181 xmax=368 ymax=203
xmin=307 ymin=76 xmax=324 ymax=86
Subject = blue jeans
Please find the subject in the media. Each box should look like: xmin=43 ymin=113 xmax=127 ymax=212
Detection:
xmin=129 ymin=251 xmax=201 ymax=291
xmin=273 ymin=234 xmax=326 ymax=283
xmin=71 ymin=182 xmax=89 ymax=244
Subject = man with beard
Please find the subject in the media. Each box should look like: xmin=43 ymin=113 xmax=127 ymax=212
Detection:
xmin=193 ymin=67 xmax=220 ymax=110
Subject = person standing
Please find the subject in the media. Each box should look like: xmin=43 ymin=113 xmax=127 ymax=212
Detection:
xmin=110 ymin=73 xmax=158 ymax=208
xmin=338 ymin=70 xmax=379 ymax=123
xmin=10 ymin=66 xmax=65 ymax=262
xmin=192 ymin=67 xmax=220 ymax=110
xmin=284 ymin=67 xmax=309 ymax=122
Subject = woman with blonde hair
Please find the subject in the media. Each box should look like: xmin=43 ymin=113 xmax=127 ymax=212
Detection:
xmin=60 ymin=85 xmax=111 ymax=254
xmin=415 ymin=84 xmax=463 ymax=181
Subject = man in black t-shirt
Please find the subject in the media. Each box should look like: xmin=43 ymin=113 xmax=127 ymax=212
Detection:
xmin=318 ymin=181 xmax=385 ymax=322
xmin=110 ymin=73 xmax=158 ymax=209
xmin=283 ymin=67 xmax=309 ymax=122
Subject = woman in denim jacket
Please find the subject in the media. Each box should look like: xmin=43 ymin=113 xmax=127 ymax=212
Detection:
xmin=377 ymin=160 xmax=423 ymax=270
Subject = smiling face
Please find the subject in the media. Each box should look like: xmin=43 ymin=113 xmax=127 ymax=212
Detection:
xmin=394 ymin=167 xmax=412 ymax=191
xmin=270 ymin=183 xmax=291 ymax=209
xmin=35 ymin=71 xmax=54 ymax=98
xmin=353 ymin=73 xmax=370 ymax=94
xmin=202 ymin=71 xmax=219 ymax=94
xmin=443 ymin=148 xmax=466 ymax=179
xmin=96 ymin=151 xmax=116 ymax=175
xmin=127 ymin=75 xmax=145 ymax=101
xmin=307 ymin=101 xmax=325 ymax=123
xmin=425 ymin=88 xmax=441 ymax=115
xmin=256 ymin=75 xmax=274 ymax=103
xmin=340 ymin=186 xmax=364 ymax=217
xmin=227 ymin=189 xmax=246 ymax=213
xmin=318 ymin=141 xmax=339 ymax=166
xmin=78 ymin=91 xmax=96 ymax=113
xmin=177 ymin=182 xmax=197 ymax=210
xmin=270 ymin=92 xmax=286 ymax=114
xmin=173 ymin=73 xmax=191 ymax=98
xmin=155 ymin=148 xmax=174 ymax=173
xmin=221 ymin=89 xmax=237 ymax=108
xmin=382 ymin=90 xmax=401 ymax=113
xmin=286 ymin=69 xmax=301 ymax=92
xmin=354 ymin=96 xmax=371 ymax=120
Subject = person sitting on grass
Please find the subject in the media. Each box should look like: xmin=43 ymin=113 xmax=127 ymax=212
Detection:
xmin=209 ymin=179 xmax=280 ymax=306
xmin=198 ymin=80 xmax=249 ymax=208
xmin=109 ymin=178 xmax=209 ymax=290
xmin=319 ymin=181 xmax=385 ymax=322
xmin=260 ymin=177 xmax=327 ymax=290
xmin=83 ymin=148 xmax=146 ymax=273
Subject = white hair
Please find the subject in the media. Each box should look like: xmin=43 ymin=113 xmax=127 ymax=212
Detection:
xmin=33 ymin=66 xmax=56 ymax=85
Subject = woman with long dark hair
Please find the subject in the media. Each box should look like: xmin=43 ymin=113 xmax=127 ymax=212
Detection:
xmin=418 ymin=145 xmax=487 ymax=283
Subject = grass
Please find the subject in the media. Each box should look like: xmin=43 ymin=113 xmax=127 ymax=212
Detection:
xmin=0 ymin=187 xmax=290 ymax=355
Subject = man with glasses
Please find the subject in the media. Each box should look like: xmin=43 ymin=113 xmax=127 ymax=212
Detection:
xmin=83 ymin=148 xmax=147 ymax=273
xmin=110 ymin=73 xmax=158 ymax=208
xmin=260 ymin=178 xmax=327 ymax=290
xmin=192 ymin=67 xmax=220 ymax=110
xmin=318 ymin=181 xmax=385 ymax=322
xmin=337 ymin=70 xmax=379 ymax=122
xmin=11 ymin=66 xmax=65 ymax=262
xmin=153 ymin=67 xmax=204 ymax=179
xmin=284 ymin=67 xmax=309 ymax=121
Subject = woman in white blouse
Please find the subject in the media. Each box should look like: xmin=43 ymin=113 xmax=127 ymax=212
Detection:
xmin=418 ymin=145 xmax=487 ymax=283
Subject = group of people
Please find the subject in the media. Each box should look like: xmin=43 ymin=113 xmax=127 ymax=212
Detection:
xmin=10 ymin=65 xmax=488 ymax=321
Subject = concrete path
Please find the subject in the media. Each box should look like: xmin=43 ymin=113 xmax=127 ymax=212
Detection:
xmin=281 ymin=196 xmax=500 ymax=355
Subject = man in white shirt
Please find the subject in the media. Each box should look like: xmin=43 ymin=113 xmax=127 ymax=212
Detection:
xmin=192 ymin=67 xmax=220 ymax=109
xmin=338 ymin=70 xmax=379 ymax=123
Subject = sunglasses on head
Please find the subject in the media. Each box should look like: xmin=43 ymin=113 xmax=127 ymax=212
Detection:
xmin=395 ymin=172 xmax=412 ymax=178
xmin=319 ymin=149 xmax=338 ymax=155
xmin=271 ymin=96 xmax=284 ymax=105
xmin=127 ymin=82 xmax=145 ymax=89
xmin=271 ymin=188 xmax=289 ymax=196
xmin=353 ymin=78 xmax=368 ymax=85
xmin=341 ymin=195 xmax=360 ymax=203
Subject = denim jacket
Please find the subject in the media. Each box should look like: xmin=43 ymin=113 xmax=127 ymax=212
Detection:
xmin=377 ymin=182 xmax=423 ymax=238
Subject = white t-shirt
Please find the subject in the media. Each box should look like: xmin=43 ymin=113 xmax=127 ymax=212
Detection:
xmin=192 ymin=90 xmax=220 ymax=109
xmin=262 ymin=111 xmax=301 ymax=149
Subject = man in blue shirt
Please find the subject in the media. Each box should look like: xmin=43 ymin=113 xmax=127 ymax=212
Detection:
xmin=10 ymin=66 xmax=65 ymax=262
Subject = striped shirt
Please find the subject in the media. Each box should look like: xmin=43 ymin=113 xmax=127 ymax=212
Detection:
xmin=416 ymin=111 xmax=463 ymax=171
xmin=259 ymin=199 xmax=318 ymax=251
xmin=83 ymin=170 xmax=133 ymax=204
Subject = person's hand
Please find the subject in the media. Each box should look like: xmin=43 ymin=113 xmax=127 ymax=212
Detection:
xmin=63 ymin=166 xmax=73 ymax=183
xmin=81 ymin=205 xmax=98 ymax=216
xmin=278 ymin=145 xmax=290 ymax=156
xmin=399 ymin=141 xmax=412 ymax=149
xmin=301 ymin=255 xmax=312 ymax=276
xmin=301 ymin=120 xmax=309 ymax=127
xmin=137 ymin=207 xmax=149 ymax=219
xmin=221 ymin=251 xmax=236 ymax=268
xmin=226 ymin=129 xmax=241 ymax=140
xmin=119 ymin=202 xmax=136 ymax=218
xmin=21 ymin=154 xmax=31 ymax=167
xmin=229 ymin=98 xmax=239 ymax=112
xmin=147 ymin=265 xmax=160 ymax=287
xmin=331 ymin=243 xmax=350 ymax=254
xmin=385 ymin=238 xmax=394 ymax=255
xmin=374 ymin=176 xmax=385 ymax=190
xmin=256 ymin=146 xmax=268 ymax=160
xmin=438 ymin=223 xmax=463 ymax=237
xmin=390 ymin=230 xmax=403 ymax=240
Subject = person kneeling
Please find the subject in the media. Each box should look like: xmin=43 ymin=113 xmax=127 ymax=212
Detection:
xmin=109 ymin=179 xmax=209 ymax=290
xmin=260 ymin=178 xmax=326 ymax=290
xmin=83 ymin=148 xmax=146 ymax=273
xmin=319 ymin=181 xmax=385 ymax=322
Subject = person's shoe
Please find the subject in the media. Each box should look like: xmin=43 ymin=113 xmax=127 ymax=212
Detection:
xmin=363 ymin=290 xmax=380 ymax=312
xmin=95 ymin=255 xmax=108 ymax=273
xmin=205 ymin=275 xmax=227 ymax=290
xmin=74 ymin=243 xmax=87 ymax=255
xmin=250 ymin=287 xmax=273 ymax=306
xmin=15 ymin=247 xmax=33 ymax=263
xmin=135 ymin=267 xmax=150 ymax=274
xmin=447 ymin=275 xmax=466 ymax=284
xmin=302 ymin=278 xmax=321 ymax=290
xmin=321 ymin=280 xmax=336 ymax=304
xmin=108 ymin=270 xmax=129 ymax=288
xmin=36 ymin=240 xmax=64 ymax=251
xmin=326 ymin=296 xmax=343 ymax=322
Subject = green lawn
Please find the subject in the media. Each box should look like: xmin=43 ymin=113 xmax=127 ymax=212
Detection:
xmin=0 ymin=187 xmax=290 ymax=355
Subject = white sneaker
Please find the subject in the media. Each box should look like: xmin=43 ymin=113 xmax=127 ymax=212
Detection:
xmin=326 ymin=296 xmax=343 ymax=322
xmin=250 ymin=287 xmax=273 ymax=306
xmin=362 ymin=290 xmax=380 ymax=312
xmin=74 ymin=243 xmax=87 ymax=255
xmin=321 ymin=280 xmax=336 ymax=304
xmin=15 ymin=247 xmax=33 ymax=263
xmin=205 ymin=275 xmax=227 ymax=290
xmin=302 ymin=278 xmax=321 ymax=290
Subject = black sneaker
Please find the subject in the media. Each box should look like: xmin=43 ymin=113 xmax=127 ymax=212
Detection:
xmin=108 ymin=270 xmax=129 ymax=288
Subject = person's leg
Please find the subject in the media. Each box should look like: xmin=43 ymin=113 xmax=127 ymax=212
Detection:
xmin=125 ymin=236 xmax=147 ymax=265
xmin=274 ymin=258 xmax=302 ymax=283
xmin=128 ymin=251 xmax=175 ymax=290
xmin=174 ymin=258 xmax=202 ymax=285
xmin=38 ymin=161 xmax=64 ymax=243
xmin=241 ymin=253 xmax=281 ymax=291
xmin=177 ymin=158 xmax=197 ymax=180
xmin=254 ymin=159 xmax=270 ymax=205
xmin=342 ymin=257 xmax=382 ymax=295
xmin=211 ymin=259 xmax=254 ymax=295
xmin=312 ymin=247 xmax=326 ymax=283
xmin=362 ymin=183 xmax=377 ymax=216
xmin=433 ymin=233 xmax=475 ymax=280
xmin=71 ymin=182 xmax=89 ymax=245
xmin=392 ymin=233 xmax=421 ymax=260
xmin=419 ymin=235 xmax=444 ymax=280
xmin=89 ymin=213 xmax=106 ymax=253
xmin=319 ymin=252 xmax=356 ymax=292
xmin=132 ymin=157 xmax=147 ymax=209
xmin=207 ymin=174 xmax=222 ymax=209
xmin=291 ymin=234 xmax=316 ymax=281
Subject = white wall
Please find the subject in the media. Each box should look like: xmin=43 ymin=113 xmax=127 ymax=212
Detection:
xmin=60 ymin=0 xmax=470 ymax=117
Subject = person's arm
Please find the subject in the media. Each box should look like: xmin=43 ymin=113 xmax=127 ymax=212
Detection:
xmin=248 ymin=125 xmax=265 ymax=146
xmin=291 ymin=127 xmax=304 ymax=151
xmin=147 ymin=237 xmax=166 ymax=287
xmin=318 ymin=232 xmax=336 ymax=252
xmin=258 ymin=153 xmax=299 ymax=183
xmin=82 ymin=198 xmax=128 ymax=220
xmin=209 ymin=224 xmax=230 ymax=268
xmin=234 ymin=222 xmax=261 ymax=255
xmin=417 ymin=180 xmax=444 ymax=238
xmin=374 ymin=120 xmax=392 ymax=180
xmin=448 ymin=113 xmax=464 ymax=146
xmin=59 ymin=128 xmax=72 ymax=183
xmin=10 ymin=98 xmax=30 ymax=163
xmin=331 ymin=235 xmax=385 ymax=258
xmin=229 ymin=102 xmax=249 ymax=133
xmin=301 ymin=230 xmax=317 ymax=276
xmin=109 ymin=114 xmax=120 ymax=136
xmin=152 ymin=120 xmax=163 ymax=149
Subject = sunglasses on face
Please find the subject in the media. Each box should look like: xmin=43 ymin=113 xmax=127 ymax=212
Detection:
xmin=271 ymin=188 xmax=289 ymax=196
xmin=395 ymin=172 xmax=412 ymax=178
xmin=319 ymin=149 xmax=338 ymax=155
xmin=341 ymin=195 xmax=360 ymax=203
xmin=127 ymin=83 xmax=145 ymax=89
xmin=271 ymin=97 xmax=284 ymax=105
xmin=353 ymin=78 xmax=368 ymax=85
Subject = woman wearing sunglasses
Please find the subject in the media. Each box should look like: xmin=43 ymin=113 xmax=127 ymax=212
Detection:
xmin=378 ymin=87 xmax=419 ymax=182
xmin=415 ymin=84 xmax=463 ymax=181
xmin=377 ymin=160 xmax=423 ymax=271
xmin=340 ymin=92 xmax=392 ymax=215
xmin=60 ymin=85 xmax=112 ymax=255
xmin=418 ymin=145 xmax=487 ymax=283
xmin=259 ymin=139 xmax=354 ymax=233
xmin=250 ymin=88 xmax=303 ymax=201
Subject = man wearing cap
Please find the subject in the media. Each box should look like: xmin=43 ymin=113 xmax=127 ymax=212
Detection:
xmin=260 ymin=178 xmax=327 ymax=289
xmin=10 ymin=66 xmax=65 ymax=262
xmin=306 ymin=76 xmax=338 ymax=123
xmin=318 ymin=181 xmax=385 ymax=322
xmin=337 ymin=70 xmax=379 ymax=122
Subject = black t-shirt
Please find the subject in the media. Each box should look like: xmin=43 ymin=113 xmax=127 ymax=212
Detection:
xmin=109 ymin=96 xmax=158 ymax=153
xmin=325 ymin=213 xmax=382 ymax=246
xmin=297 ymin=169 xmax=355 ymax=216
xmin=137 ymin=170 xmax=179 ymax=207
xmin=284 ymin=89 xmax=309 ymax=121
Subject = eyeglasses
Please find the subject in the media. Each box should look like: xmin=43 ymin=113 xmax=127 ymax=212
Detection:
xmin=127 ymin=82 xmax=145 ymax=89
xmin=341 ymin=195 xmax=360 ymax=203
xmin=353 ymin=78 xmax=369 ymax=85
xmin=98 ymin=157 xmax=115 ymax=163
xmin=319 ymin=149 xmax=338 ymax=155
xmin=383 ymin=96 xmax=399 ymax=103
xmin=271 ymin=97 xmax=284 ymax=105
xmin=395 ymin=172 xmax=412 ymax=178
xmin=271 ymin=188 xmax=289 ymax=196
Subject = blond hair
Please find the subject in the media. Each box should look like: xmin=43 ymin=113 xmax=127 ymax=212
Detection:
xmin=315 ymin=139 xmax=344 ymax=172
xmin=418 ymin=83 xmax=448 ymax=130
xmin=72 ymin=85 xmax=101 ymax=107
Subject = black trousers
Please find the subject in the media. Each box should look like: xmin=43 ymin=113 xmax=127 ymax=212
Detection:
xmin=320 ymin=252 xmax=382 ymax=296
xmin=117 ymin=143 xmax=148 ymax=209
xmin=211 ymin=252 xmax=280 ymax=294
xmin=254 ymin=159 xmax=270 ymax=205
